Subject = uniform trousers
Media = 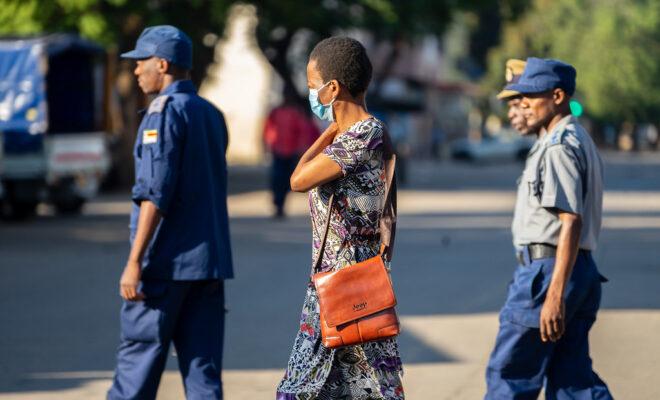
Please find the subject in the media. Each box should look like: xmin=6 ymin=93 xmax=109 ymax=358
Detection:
xmin=108 ymin=279 xmax=225 ymax=400
xmin=485 ymin=249 xmax=612 ymax=399
xmin=270 ymin=154 xmax=298 ymax=215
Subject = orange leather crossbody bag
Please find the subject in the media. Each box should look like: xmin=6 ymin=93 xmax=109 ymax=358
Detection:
xmin=311 ymin=155 xmax=400 ymax=349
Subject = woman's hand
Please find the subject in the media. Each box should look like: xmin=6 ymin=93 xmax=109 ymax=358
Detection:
xmin=322 ymin=122 xmax=340 ymax=141
xmin=290 ymin=122 xmax=343 ymax=192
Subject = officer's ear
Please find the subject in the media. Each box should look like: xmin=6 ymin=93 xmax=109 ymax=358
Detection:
xmin=156 ymin=58 xmax=169 ymax=75
xmin=553 ymin=88 xmax=568 ymax=107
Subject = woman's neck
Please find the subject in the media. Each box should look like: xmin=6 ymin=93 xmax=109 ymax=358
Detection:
xmin=334 ymin=98 xmax=371 ymax=133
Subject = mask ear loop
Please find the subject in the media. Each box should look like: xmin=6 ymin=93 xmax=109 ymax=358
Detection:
xmin=318 ymin=81 xmax=337 ymax=107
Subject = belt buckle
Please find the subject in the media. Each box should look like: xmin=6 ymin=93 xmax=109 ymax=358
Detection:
xmin=530 ymin=243 xmax=556 ymax=260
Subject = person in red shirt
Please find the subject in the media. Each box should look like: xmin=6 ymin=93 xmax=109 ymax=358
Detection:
xmin=263 ymin=88 xmax=320 ymax=217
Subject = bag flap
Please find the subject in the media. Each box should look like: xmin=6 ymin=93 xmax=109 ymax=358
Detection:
xmin=312 ymin=256 xmax=396 ymax=327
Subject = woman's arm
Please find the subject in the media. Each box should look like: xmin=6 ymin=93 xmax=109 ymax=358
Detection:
xmin=290 ymin=123 xmax=343 ymax=192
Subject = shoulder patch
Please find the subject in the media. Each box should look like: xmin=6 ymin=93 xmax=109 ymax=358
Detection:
xmin=147 ymin=95 xmax=171 ymax=114
xmin=548 ymin=128 xmax=568 ymax=147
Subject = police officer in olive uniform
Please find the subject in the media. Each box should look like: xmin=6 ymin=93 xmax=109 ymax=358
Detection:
xmin=108 ymin=26 xmax=233 ymax=400
xmin=485 ymin=58 xmax=613 ymax=399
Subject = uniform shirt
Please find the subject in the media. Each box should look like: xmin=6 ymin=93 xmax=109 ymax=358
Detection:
xmin=130 ymin=79 xmax=234 ymax=280
xmin=512 ymin=115 xmax=603 ymax=250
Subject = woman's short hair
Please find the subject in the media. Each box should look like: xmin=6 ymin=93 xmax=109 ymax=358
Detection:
xmin=309 ymin=36 xmax=372 ymax=98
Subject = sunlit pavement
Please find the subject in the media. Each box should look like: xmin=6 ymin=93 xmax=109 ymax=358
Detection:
xmin=1 ymin=310 xmax=658 ymax=400
xmin=1 ymin=155 xmax=659 ymax=399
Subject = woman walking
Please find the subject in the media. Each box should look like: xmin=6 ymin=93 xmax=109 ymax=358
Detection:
xmin=276 ymin=37 xmax=404 ymax=400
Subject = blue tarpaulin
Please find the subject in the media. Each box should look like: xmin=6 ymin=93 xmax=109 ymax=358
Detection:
xmin=0 ymin=39 xmax=47 ymax=152
xmin=0 ymin=35 xmax=103 ymax=154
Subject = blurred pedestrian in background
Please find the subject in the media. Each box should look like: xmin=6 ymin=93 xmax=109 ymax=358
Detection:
xmin=107 ymin=25 xmax=233 ymax=400
xmin=263 ymin=87 xmax=320 ymax=218
xmin=485 ymin=58 xmax=612 ymax=399
xmin=277 ymin=36 xmax=404 ymax=399
xmin=386 ymin=112 xmax=410 ymax=184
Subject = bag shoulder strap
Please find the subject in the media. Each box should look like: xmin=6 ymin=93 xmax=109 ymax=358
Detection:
xmin=313 ymin=154 xmax=397 ymax=273
xmin=380 ymin=155 xmax=397 ymax=261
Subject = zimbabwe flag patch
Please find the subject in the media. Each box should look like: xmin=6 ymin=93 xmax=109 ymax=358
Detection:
xmin=143 ymin=129 xmax=158 ymax=144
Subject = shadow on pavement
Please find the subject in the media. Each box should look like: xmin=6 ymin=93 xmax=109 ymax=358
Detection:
xmin=1 ymin=155 xmax=659 ymax=394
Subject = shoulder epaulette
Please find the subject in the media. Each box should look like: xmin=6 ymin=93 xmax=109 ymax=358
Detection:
xmin=548 ymin=128 xmax=569 ymax=147
xmin=147 ymin=95 xmax=171 ymax=114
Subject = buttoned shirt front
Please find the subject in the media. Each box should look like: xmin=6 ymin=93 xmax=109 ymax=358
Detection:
xmin=512 ymin=115 xmax=603 ymax=250
xmin=130 ymin=79 xmax=233 ymax=280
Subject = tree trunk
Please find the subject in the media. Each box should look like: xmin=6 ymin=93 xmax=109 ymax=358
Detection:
xmin=262 ymin=31 xmax=305 ymax=108
xmin=371 ymin=38 xmax=402 ymax=98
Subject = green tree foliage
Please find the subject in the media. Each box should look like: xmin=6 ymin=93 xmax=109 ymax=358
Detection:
xmin=252 ymin=0 xmax=474 ymax=96
xmin=0 ymin=0 xmax=232 ymax=83
xmin=485 ymin=0 xmax=660 ymax=123
xmin=0 ymin=0 xmax=499 ymax=87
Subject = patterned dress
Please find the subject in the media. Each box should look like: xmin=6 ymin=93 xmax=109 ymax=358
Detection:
xmin=276 ymin=117 xmax=404 ymax=400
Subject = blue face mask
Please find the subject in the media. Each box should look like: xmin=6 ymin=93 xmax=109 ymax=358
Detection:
xmin=308 ymin=82 xmax=335 ymax=121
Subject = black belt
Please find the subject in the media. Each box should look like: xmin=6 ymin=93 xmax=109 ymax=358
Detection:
xmin=517 ymin=243 xmax=590 ymax=265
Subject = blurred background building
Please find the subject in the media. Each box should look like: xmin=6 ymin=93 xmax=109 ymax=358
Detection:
xmin=1 ymin=3 xmax=659 ymax=398
xmin=0 ymin=0 xmax=658 ymax=216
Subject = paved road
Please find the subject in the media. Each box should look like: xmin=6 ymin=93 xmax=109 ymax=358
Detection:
xmin=0 ymin=153 xmax=659 ymax=399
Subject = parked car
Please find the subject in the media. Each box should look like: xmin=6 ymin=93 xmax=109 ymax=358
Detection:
xmin=450 ymin=128 xmax=534 ymax=162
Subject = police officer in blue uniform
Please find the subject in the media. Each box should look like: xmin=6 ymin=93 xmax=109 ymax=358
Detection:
xmin=107 ymin=25 xmax=233 ymax=400
xmin=485 ymin=58 xmax=613 ymax=399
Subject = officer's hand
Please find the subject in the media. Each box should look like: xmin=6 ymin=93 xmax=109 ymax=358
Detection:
xmin=539 ymin=293 xmax=565 ymax=342
xmin=119 ymin=261 xmax=145 ymax=301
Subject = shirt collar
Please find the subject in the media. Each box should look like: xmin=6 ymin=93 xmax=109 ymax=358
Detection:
xmin=527 ymin=138 xmax=543 ymax=158
xmin=160 ymin=79 xmax=196 ymax=96
xmin=540 ymin=114 xmax=574 ymax=145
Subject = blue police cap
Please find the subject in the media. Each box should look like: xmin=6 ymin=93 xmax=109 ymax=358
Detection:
xmin=121 ymin=25 xmax=192 ymax=70
xmin=505 ymin=57 xmax=576 ymax=96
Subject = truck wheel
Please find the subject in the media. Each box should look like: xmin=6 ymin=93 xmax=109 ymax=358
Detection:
xmin=54 ymin=197 xmax=85 ymax=215
xmin=3 ymin=200 xmax=38 ymax=220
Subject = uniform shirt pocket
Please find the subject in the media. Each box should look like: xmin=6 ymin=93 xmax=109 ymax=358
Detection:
xmin=523 ymin=168 xmax=542 ymax=203
xmin=507 ymin=262 xmax=545 ymax=308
